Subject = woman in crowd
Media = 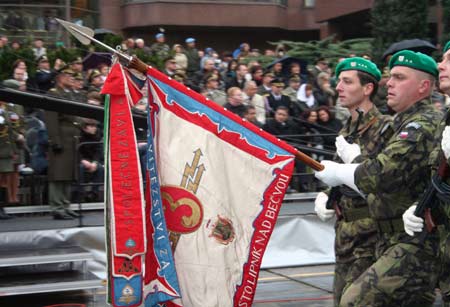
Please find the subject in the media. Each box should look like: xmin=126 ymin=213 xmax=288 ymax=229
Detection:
xmin=316 ymin=105 xmax=342 ymax=151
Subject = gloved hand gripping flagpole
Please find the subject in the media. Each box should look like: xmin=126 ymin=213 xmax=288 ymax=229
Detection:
xmin=56 ymin=18 xmax=324 ymax=172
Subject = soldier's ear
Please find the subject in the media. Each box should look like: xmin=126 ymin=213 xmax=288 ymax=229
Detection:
xmin=418 ymin=79 xmax=431 ymax=95
xmin=363 ymin=82 xmax=374 ymax=97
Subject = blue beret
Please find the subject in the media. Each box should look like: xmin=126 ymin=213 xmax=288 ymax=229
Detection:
xmin=155 ymin=33 xmax=164 ymax=39
xmin=185 ymin=37 xmax=195 ymax=43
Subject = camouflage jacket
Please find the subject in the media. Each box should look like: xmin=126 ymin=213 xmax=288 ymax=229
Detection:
xmin=333 ymin=106 xmax=393 ymax=262
xmin=355 ymin=98 xmax=443 ymax=221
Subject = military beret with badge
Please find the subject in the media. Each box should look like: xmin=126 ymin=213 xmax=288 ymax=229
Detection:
xmin=388 ymin=50 xmax=438 ymax=78
xmin=335 ymin=57 xmax=381 ymax=81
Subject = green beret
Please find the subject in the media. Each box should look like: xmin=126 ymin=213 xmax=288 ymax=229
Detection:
xmin=335 ymin=57 xmax=381 ymax=81
xmin=388 ymin=50 xmax=438 ymax=78
xmin=444 ymin=41 xmax=450 ymax=54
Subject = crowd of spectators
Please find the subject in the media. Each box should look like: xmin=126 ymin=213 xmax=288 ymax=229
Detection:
xmin=4 ymin=30 xmax=448 ymax=215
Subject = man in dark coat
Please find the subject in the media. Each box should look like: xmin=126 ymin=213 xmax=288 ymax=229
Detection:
xmin=184 ymin=37 xmax=200 ymax=77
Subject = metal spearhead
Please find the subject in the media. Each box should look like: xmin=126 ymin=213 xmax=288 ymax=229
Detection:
xmin=55 ymin=18 xmax=132 ymax=63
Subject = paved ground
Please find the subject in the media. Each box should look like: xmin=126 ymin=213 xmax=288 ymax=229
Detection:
xmin=0 ymin=265 xmax=335 ymax=307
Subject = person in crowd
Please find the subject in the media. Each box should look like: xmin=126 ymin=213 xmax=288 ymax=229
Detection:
xmin=202 ymin=74 xmax=227 ymax=106
xmin=78 ymin=118 xmax=103 ymax=202
xmin=98 ymin=63 xmax=109 ymax=83
xmin=297 ymin=83 xmax=318 ymax=113
xmin=262 ymin=106 xmax=297 ymax=136
xmin=191 ymin=58 xmax=216 ymax=89
xmin=11 ymin=41 xmax=21 ymax=51
xmin=316 ymin=105 xmax=342 ymax=150
xmin=135 ymin=38 xmax=151 ymax=56
xmin=184 ymin=37 xmax=200 ymax=77
xmin=257 ymin=71 xmax=274 ymax=96
xmin=86 ymin=91 xmax=103 ymax=106
xmin=70 ymin=57 xmax=83 ymax=75
xmin=32 ymin=38 xmax=46 ymax=60
xmin=243 ymin=80 xmax=266 ymax=124
xmin=243 ymin=105 xmax=262 ymax=128
xmin=87 ymin=69 xmax=103 ymax=94
xmin=270 ymin=62 xmax=284 ymax=84
xmin=223 ymin=59 xmax=238 ymax=82
xmin=0 ymin=80 xmax=26 ymax=213
xmin=225 ymin=63 xmax=248 ymax=90
xmin=250 ymin=65 xmax=264 ymax=86
xmin=46 ymin=68 xmax=81 ymax=220
xmin=224 ymin=87 xmax=247 ymax=117
xmin=163 ymin=56 xmax=178 ymax=78
xmin=35 ymin=56 xmax=64 ymax=94
xmin=309 ymin=57 xmax=329 ymax=83
xmin=149 ymin=32 xmax=170 ymax=61
xmin=313 ymin=71 xmax=336 ymax=107
xmin=12 ymin=59 xmax=28 ymax=82
xmin=282 ymin=75 xmax=302 ymax=114
xmin=124 ymin=38 xmax=135 ymax=55
xmin=264 ymin=78 xmax=292 ymax=117
xmin=72 ymin=73 xmax=87 ymax=103
xmin=173 ymin=44 xmax=188 ymax=73
xmin=201 ymin=47 xmax=216 ymax=69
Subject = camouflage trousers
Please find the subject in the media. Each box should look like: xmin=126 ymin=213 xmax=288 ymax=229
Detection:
xmin=334 ymin=257 xmax=374 ymax=307
xmin=339 ymin=235 xmax=440 ymax=307
xmin=439 ymin=227 xmax=450 ymax=305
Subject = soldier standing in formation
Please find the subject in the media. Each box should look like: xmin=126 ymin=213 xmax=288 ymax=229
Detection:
xmin=46 ymin=68 xmax=81 ymax=220
xmin=314 ymin=57 xmax=393 ymax=306
xmin=315 ymin=50 xmax=442 ymax=306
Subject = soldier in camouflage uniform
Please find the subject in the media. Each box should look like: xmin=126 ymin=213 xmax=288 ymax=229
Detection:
xmin=403 ymin=41 xmax=450 ymax=306
xmin=315 ymin=50 xmax=442 ymax=306
xmin=314 ymin=57 xmax=393 ymax=306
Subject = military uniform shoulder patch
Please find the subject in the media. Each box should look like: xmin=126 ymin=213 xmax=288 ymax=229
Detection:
xmin=405 ymin=122 xmax=421 ymax=129
xmin=398 ymin=122 xmax=422 ymax=140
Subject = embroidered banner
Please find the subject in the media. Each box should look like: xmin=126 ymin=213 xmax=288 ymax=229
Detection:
xmin=103 ymin=64 xmax=146 ymax=307
xmin=145 ymin=66 xmax=297 ymax=307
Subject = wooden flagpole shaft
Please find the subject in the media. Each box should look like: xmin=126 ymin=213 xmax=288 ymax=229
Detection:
xmin=295 ymin=151 xmax=324 ymax=171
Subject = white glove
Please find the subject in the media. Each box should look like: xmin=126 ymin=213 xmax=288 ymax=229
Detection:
xmin=314 ymin=192 xmax=335 ymax=222
xmin=314 ymin=160 xmax=360 ymax=193
xmin=335 ymin=135 xmax=361 ymax=163
xmin=402 ymin=204 xmax=424 ymax=236
xmin=442 ymin=126 xmax=450 ymax=160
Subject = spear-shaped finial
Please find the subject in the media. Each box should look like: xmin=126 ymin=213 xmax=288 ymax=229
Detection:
xmin=55 ymin=18 xmax=132 ymax=63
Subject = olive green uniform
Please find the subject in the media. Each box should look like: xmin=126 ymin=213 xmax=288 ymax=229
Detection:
xmin=331 ymin=106 xmax=393 ymax=306
xmin=46 ymin=86 xmax=80 ymax=215
xmin=340 ymin=99 xmax=443 ymax=307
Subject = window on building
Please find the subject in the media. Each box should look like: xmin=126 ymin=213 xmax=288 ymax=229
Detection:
xmin=304 ymin=0 xmax=315 ymax=8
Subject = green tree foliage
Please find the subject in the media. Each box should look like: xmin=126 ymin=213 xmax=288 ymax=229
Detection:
xmin=250 ymin=36 xmax=373 ymax=69
xmin=371 ymin=0 xmax=429 ymax=65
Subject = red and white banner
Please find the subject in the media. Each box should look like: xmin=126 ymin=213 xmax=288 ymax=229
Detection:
xmin=146 ymin=66 xmax=297 ymax=307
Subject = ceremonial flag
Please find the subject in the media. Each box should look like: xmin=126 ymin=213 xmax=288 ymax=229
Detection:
xmin=145 ymin=66 xmax=297 ymax=307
